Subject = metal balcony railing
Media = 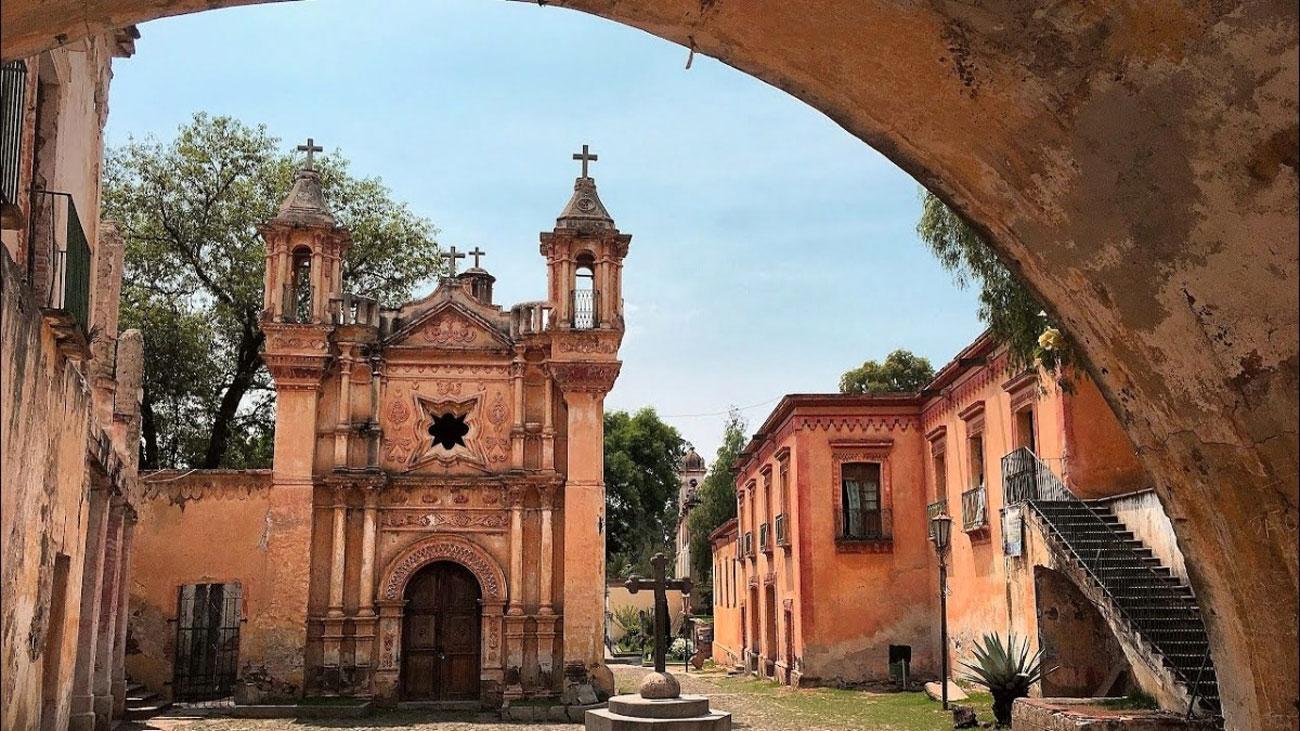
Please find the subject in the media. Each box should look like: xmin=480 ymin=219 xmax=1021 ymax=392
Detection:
xmin=0 ymin=61 xmax=25 ymax=211
xmin=34 ymin=191 xmax=91 ymax=335
xmin=961 ymin=485 xmax=988 ymax=532
xmin=758 ymin=523 xmax=771 ymax=553
xmin=743 ymin=531 xmax=754 ymax=558
xmin=926 ymin=500 xmax=947 ymax=539
xmin=774 ymin=513 xmax=788 ymax=547
xmin=570 ymin=288 xmax=599 ymax=330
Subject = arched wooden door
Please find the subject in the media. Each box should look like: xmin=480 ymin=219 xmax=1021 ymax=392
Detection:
xmin=401 ymin=561 xmax=482 ymax=701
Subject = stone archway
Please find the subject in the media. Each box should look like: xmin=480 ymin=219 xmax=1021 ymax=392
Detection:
xmin=2 ymin=3 xmax=1295 ymax=727
xmin=374 ymin=536 xmax=507 ymax=704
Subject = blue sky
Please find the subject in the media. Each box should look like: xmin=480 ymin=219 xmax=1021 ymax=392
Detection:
xmin=104 ymin=0 xmax=983 ymax=458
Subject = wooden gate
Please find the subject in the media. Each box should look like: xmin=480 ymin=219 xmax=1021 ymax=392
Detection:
xmin=172 ymin=582 xmax=242 ymax=701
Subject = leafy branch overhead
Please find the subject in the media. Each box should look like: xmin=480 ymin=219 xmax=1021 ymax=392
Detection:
xmin=917 ymin=189 xmax=1073 ymax=375
xmin=106 ymin=113 xmax=443 ymax=469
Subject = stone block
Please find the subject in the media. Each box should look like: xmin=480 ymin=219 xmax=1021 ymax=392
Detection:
xmin=924 ymin=680 xmax=968 ymax=702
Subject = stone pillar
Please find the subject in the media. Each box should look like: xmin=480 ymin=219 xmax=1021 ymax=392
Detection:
xmin=260 ymin=367 xmax=324 ymax=699
xmin=334 ymin=355 xmax=352 ymax=467
xmin=92 ymin=502 xmax=125 ymax=731
xmin=538 ymin=483 xmax=556 ymax=615
xmin=322 ymin=491 xmax=347 ymax=689
xmin=506 ymin=485 xmax=525 ymax=616
xmin=68 ymin=487 xmax=110 ymax=731
xmin=510 ymin=359 xmax=526 ymax=468
xmin=541 ymin=380 xmax=555 ymax=471
xmin=353 ymin=489 xmax=379 ymax=688
xmin=110 ymin=511 xmax=135 ymax=718
xmin=372 ymin=601 xmax=404 ymax=701
xmin=548 ymin=361 xmax=620 ymax=700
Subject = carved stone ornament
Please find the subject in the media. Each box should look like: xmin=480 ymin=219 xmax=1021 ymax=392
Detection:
xmin=547 ymin=362 xmax=621 ymax=394
xmin=381 ymin=510 xmax=509 ymax=531
xmin=381 ymin=535 xmax=507 ymax=602
xmin=557 ymin=332 xmax=618 ymax=355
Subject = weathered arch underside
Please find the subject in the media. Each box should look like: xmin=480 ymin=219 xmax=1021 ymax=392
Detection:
xmin=3 ymin=1 xmax=1295 ymax=728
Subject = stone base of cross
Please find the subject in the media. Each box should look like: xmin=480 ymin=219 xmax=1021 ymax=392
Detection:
xmin=625 ymin=552 xmax=692 ymax=699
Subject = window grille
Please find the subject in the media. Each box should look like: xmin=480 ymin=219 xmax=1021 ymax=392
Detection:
xmin=0 ymin=61 xmax=25 ymax=209
xmin=758 ymin=523 xmax=770 ymax=552
xmin=962 ymin=485 xmax=988 ymax=532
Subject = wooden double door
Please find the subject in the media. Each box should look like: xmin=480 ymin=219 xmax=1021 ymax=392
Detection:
xmin=401 ymin=561 xmax=482 ymax=701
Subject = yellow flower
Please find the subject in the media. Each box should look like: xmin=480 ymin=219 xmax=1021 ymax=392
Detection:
xmin=1038 ymin=327 xmax=1064 ymax=352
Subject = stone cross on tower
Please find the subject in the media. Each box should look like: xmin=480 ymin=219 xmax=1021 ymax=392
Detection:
xmin=626 ymin=553 xmax=692 ymax=674
xmin=572 ymin=144 xmax=598 ymax=178
xmin=440 ymin=245 xmax=466 ymax=276
xmin=468 ymin=246 xmax=487 ymax=268
xmin=296 ymin=137 xmax=323 ymax=170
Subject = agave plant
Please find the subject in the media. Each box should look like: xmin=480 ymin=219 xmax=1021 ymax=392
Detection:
xmin=960 ymin=632 xmax=1055 ymax=726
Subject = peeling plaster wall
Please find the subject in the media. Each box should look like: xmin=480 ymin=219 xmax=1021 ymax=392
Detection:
xmin=126 ymin=470 xmax=274 ymax=700
xmin=1 ymin=245 xmax=92 ymax=731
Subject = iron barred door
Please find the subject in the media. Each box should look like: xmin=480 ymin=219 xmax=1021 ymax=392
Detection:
xmin=173 ymin=583 xmax=242 ymax=701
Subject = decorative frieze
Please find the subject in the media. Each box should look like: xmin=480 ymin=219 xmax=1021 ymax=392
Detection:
xmin=380 ymin=510 xmax=509 ymax=531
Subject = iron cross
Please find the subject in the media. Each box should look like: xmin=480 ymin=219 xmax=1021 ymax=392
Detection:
xmin=296 ymin=137 xmax=323 ymax=169
xmin=468 ymin=246 xmax=487 ymax=268
xmin=625 ymin=553 xmax=692 ymax=673
xmin=572 ymin=144 xmax=598 ymax=178
xmin=441 ymin=245 xmax=466 ymax=276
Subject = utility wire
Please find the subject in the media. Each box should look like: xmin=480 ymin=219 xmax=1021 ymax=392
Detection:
xmin=658 ymin=396 xmax=781 ymax=420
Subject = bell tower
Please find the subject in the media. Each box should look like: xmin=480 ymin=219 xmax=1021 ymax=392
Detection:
xmin=542 ymin=145 xmax=631 ymax=332
xmin=255 ymin=138 xmax=352 ymax=694
xmin=261 ymin=138 xmax=352 ymax=325
xmin=541 ymin=145 xmax=630 ymax=699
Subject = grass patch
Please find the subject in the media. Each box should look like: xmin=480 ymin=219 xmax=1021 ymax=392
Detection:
xmin=712 ymin=675 xmax=997 ymax=731
xmin=1100 ymin=689 xmax=1159 ymax=710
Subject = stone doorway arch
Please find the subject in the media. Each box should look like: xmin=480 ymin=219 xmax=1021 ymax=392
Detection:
xmin=373 ymin=536 xmax=507 ymax=705
xmin=2 ymin=3 xmax=1294 ymax=726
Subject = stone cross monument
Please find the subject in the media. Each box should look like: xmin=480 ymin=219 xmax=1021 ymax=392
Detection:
xmin=626 ymin=553 xmax=692 ymax=676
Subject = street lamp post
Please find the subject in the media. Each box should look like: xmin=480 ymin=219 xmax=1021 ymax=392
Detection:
xmin=930 ymin=511 xmax=953 ymax=711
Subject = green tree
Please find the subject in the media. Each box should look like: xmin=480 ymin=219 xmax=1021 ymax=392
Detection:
xmin=839 ymin=349 xmax=935 ymax=394
xmin=685 ymin=410 xmax=748 ymax=613
xmin=604 ymin=408 xmax=687 ymax=578
xmin=916 ymin=189 xmax=1073 ymax=372
xmin=105 ymin=113 xmax=442 ymax=468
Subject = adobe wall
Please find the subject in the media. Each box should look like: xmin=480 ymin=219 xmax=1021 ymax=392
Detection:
xmin=605 ymin=583 xmax=686 ymax=645
xmin=708 ymin=531 xmax=742 ymax=669
xmin=1062 ymin=377 xmax=1150 ymax=498
xmin=791 ymin=406 xmax=938 ymax=685
xmin=1 ymin=243 xmax=94 ymax=731
xmin=1034 ymin=566 xmax=1130 ymax=698
xmin=126 ymin=470 xmax=275 ymax=700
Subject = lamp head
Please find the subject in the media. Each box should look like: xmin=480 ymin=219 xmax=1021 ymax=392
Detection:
xmin=930 ymin=511 xmax=953 ymax=552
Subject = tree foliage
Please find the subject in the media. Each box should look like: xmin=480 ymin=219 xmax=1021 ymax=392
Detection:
xmin=685 ymin=410 xmax=748 ymax=613
xmin=839 ymin=349 xmax=936 ymax=394
xmin=916 ymin=189 xmax=1073 ymax=373
xmin=604 ymin=408 xmax=687 ymax=578
xmin=105 ymin=113 xmax=442 ymax=468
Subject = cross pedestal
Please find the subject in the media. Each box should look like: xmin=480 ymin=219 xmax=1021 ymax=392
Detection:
xmin=585 ymin=553 xmax=732 ymax=731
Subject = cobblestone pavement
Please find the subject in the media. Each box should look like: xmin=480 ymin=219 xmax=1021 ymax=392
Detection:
xmin=139 ymin=664 xmax=971 ymax=731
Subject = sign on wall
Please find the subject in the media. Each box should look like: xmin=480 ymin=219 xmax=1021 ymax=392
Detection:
xmin=1001 ymin=506 xmax=1024 ymax=557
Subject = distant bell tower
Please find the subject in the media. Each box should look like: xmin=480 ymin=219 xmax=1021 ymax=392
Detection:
xmin=260 ymin=138 xmax=352 ymax=325
xmin=542 ymin=145 xmax=631 ymax=331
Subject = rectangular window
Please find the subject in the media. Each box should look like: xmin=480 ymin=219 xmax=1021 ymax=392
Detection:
xmin=932 ymin=449 xmax=947 ymax=503
xmin=968 ymin=434 xmax=985 ymax=489
xmin=841 ymin=462 xmax=883 ymax=539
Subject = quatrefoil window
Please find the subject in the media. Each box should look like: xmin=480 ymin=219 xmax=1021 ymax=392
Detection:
xmin=428 ymin=412 xmax=470 ymax=450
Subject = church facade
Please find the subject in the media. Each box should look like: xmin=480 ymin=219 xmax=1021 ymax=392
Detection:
xmin=127 ymin=147 xmax=629 ymax=708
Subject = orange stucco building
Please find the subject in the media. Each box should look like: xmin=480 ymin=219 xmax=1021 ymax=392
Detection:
xmin=128 ymin=149 xmax=629 ymax=709
xmin=712 ymin=334 xmax=1221 ymax=716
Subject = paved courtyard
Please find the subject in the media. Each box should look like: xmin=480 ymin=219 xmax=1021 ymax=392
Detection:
xmin=140 ymin=664 xmax=992 ymax=731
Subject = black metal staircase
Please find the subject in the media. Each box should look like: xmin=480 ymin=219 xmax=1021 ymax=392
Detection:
xmin=1003 ymin=448 xmax=1221 ymax=720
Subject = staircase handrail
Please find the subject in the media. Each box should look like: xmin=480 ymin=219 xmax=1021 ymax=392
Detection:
xmin=1002 ymin=447 xmax=1209 ymax=696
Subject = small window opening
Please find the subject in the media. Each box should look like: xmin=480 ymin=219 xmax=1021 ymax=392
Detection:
xmin=572 ymin=253 xmax=596 ymax=330
xmin=428 ymin=412 xmax=469 ymax=450
xmin=291 ymin=247 xmax=312 ymax=322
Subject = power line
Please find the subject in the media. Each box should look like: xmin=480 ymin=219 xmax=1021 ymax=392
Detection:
xmin=658 ymin=396 xmax=781 ymax=419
